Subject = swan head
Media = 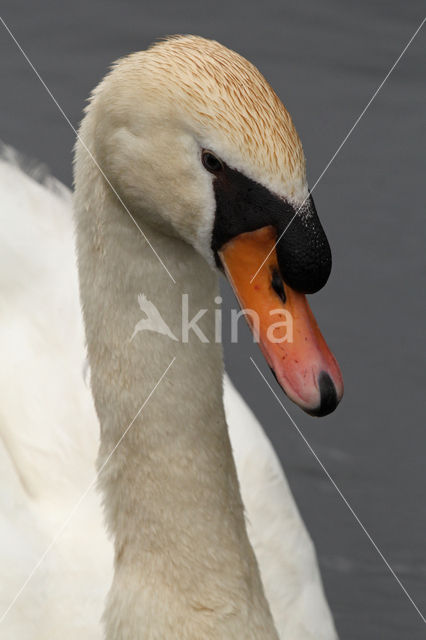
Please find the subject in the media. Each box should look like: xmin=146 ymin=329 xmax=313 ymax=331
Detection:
xmin=79 ymin=35 xmax=343 ymax=416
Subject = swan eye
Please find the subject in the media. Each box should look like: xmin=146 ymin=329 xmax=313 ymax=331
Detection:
xmin=202 ymin=150 xmax=223 ymax=173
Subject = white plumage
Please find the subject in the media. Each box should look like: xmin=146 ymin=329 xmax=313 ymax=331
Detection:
xmin=0 ymin=146 xmax=337 ymax=638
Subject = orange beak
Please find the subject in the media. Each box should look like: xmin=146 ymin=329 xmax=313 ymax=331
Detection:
xmin=219 ymin=226 xmax=344 ymax=416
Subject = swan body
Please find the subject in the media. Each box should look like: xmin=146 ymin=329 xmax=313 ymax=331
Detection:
xmin=0 ymin=150 xmax=336 ymax=638
xmin=0 ymin=35 xmax=339 ymax=640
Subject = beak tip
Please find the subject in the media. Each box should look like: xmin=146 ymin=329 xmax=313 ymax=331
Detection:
xmin=306 ymin=371 xmax=341 ymax=417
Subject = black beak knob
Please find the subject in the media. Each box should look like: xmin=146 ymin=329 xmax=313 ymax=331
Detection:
xmin=276 ymin=195 xmax=332 ymax=294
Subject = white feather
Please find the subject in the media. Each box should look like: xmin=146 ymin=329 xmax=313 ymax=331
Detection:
xmin=0 ymin=148 xmax=336 ymax=639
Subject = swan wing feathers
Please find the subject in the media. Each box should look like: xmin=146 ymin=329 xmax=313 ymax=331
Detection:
xmin=0 ymin=146 xmax=112 ymax=639
xmin=0 ymin=147 xmax=99 ymax=498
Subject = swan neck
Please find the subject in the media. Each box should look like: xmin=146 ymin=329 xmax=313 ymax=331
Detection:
xmin=74 ymin=171 xmax=278 ymax=638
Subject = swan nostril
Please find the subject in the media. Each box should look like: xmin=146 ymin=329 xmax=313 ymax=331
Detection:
xmin=270 ymin=267 xmax=286 ymax=304
xmin=307 ymin=371 xmax=338 ymax=417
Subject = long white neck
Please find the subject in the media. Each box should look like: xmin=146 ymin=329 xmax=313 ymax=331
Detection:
xmin=74 ymin=154 xmax=278 ymax=639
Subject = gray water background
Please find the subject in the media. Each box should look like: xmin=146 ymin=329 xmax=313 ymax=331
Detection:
xmin=0 ymin=1 xmax=425 ymax=637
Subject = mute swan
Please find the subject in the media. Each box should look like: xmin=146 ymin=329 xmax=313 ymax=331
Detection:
xmin=0 ymin=35 xmax=343 ymax=639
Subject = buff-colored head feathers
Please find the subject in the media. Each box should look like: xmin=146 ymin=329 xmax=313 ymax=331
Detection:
xmin=93 ymin=35 xmax=307 ymax=202
xmin=76 ymin=35 xmax=309 ymax=264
